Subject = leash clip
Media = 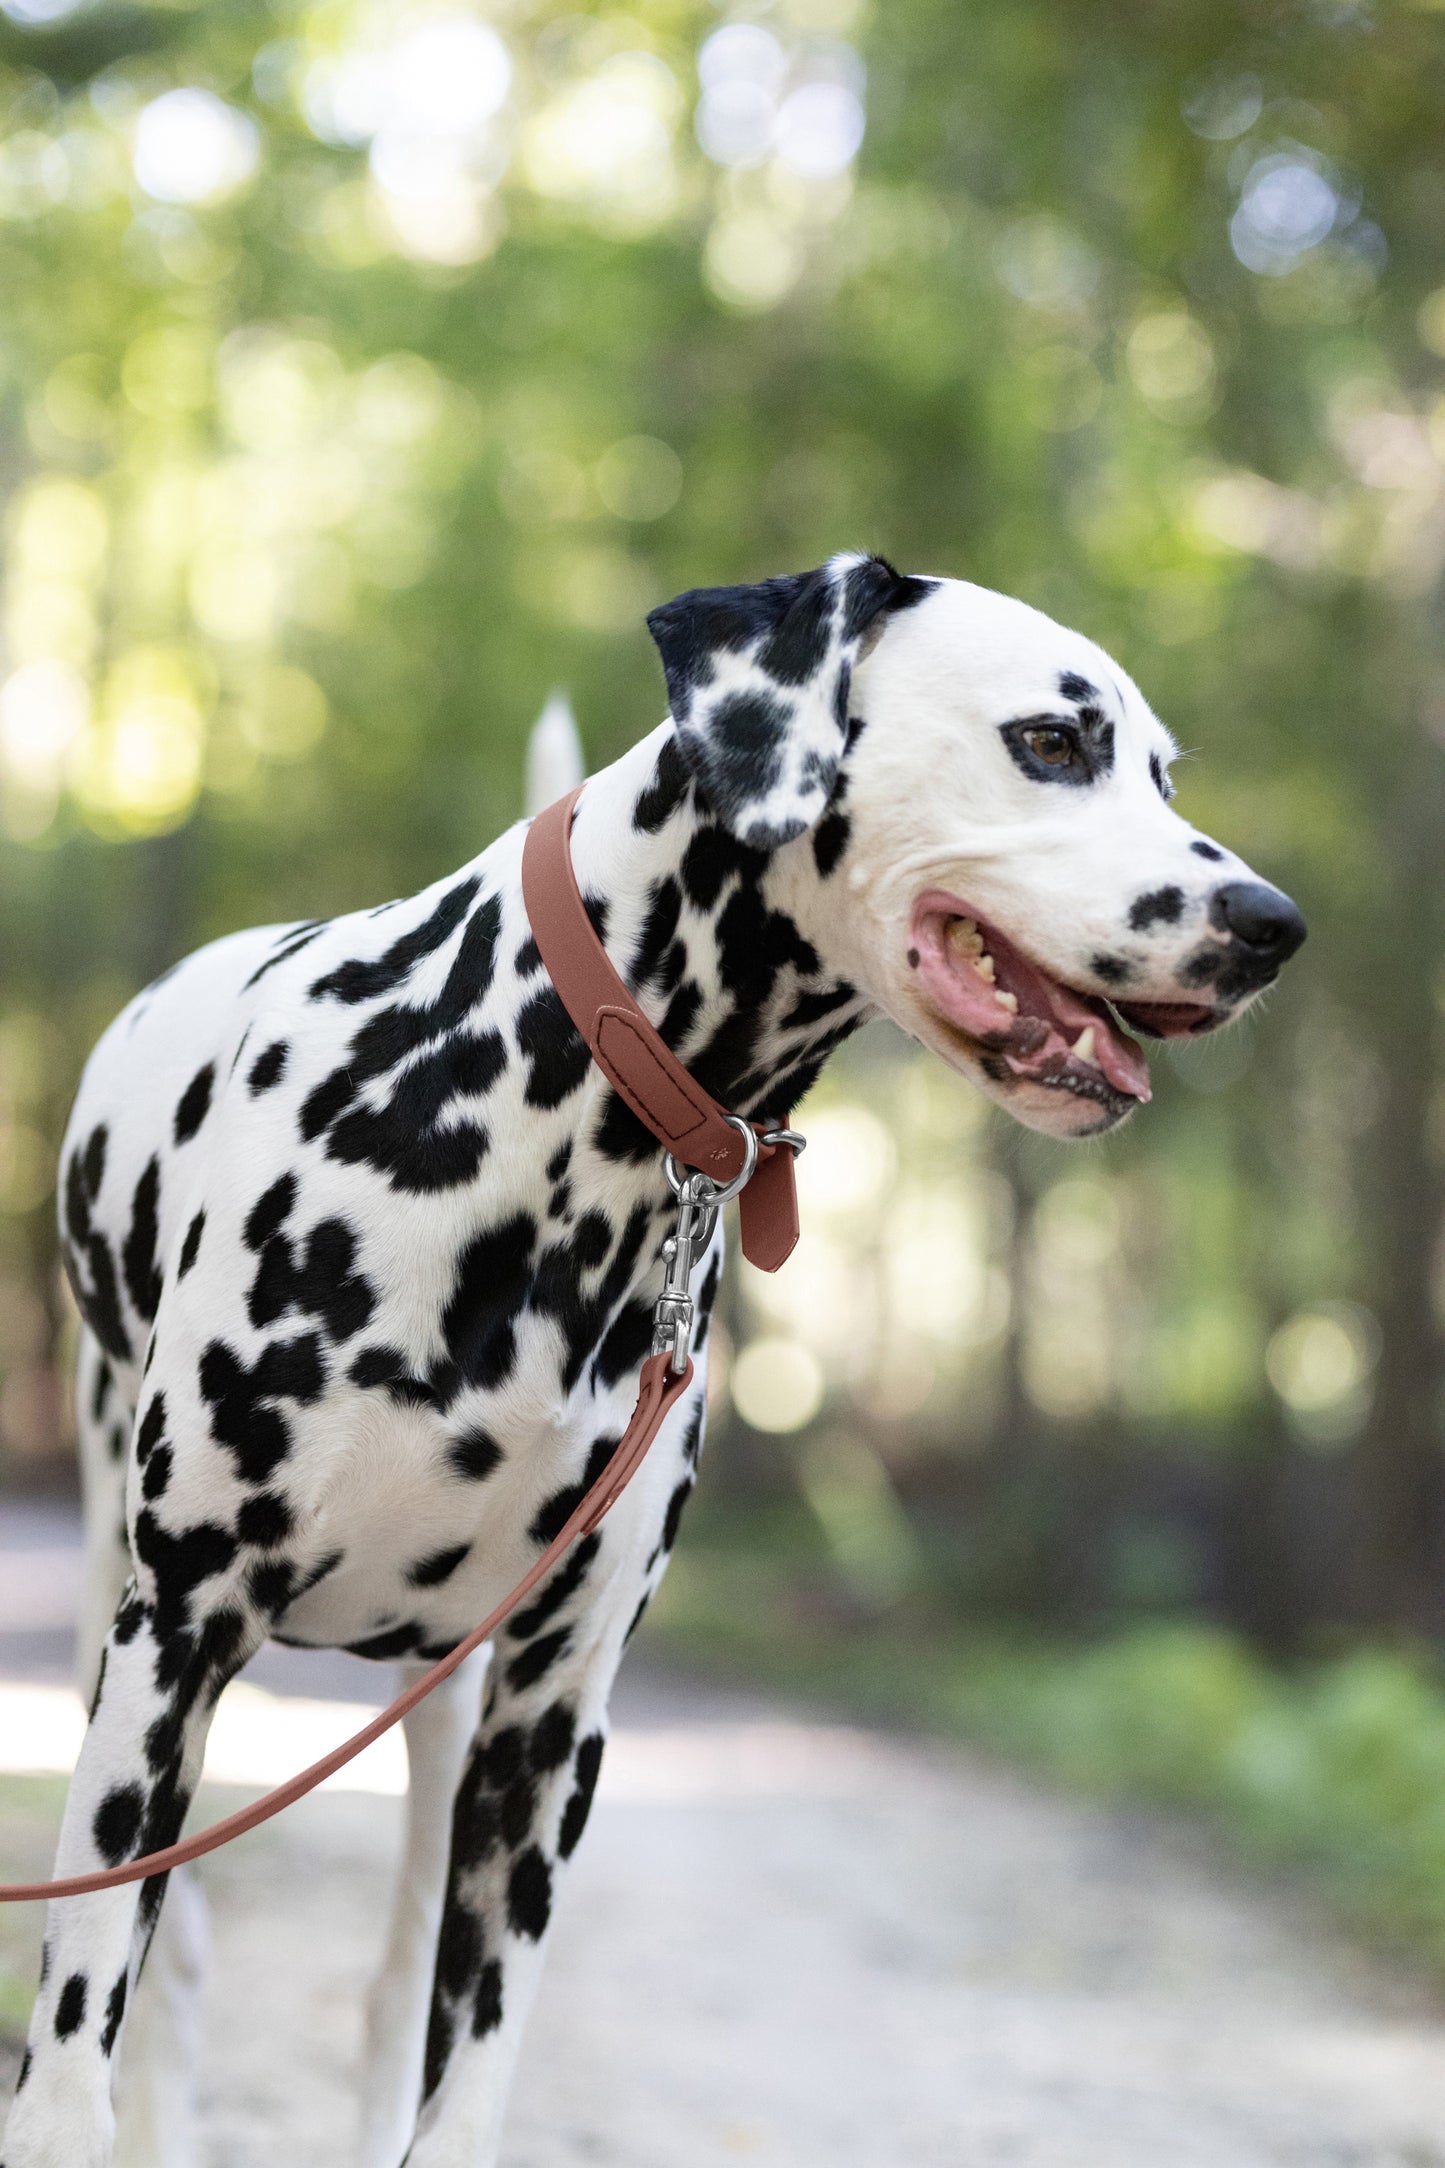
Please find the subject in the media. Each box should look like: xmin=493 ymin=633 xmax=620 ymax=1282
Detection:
xmin=653 ymin=1118 xmax=808 ymax=1373
xmin=652 ymin=1170 xmax=720 ymax=1374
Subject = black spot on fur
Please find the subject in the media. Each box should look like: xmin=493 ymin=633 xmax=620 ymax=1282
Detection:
xmin=634 ymin=737 xmax=690 ymax=831
xmin=472 ymin=1959 xmax=504 ymax=2036
xmin=248 ymin=1040 xmax=289 ymax=1094
xmin=572 ymin=1211 xmax=611 ymax=1269
xmin=1090 ymin=954 xmax=1131 ymax=985
xmin=506 ymin=1846 xmax=552 ymax=1939
xmin=300 ymin=896 xmax=506 ymax=1193
xmin=346 ymin=1622 xmax=425 ymax=1661
xmin=245 ymin=1175 xmax=296 ymax=1252
xmin=500 ymin=1772 xmax=537 ymax=1847
xmin=248 ymin=1210 xmax=375 ymax=1344
xmin=447 ymin=1425 xmax=505 ymax=1482
xmin=1191 ymin=839 xmax=1224 ymax=862
xmin=530 ymin=1704 xmax=577 ymax=1772
xmin=558 ymin=1733 xmax=605 ymax=1858
xmin=529 ymin=1436 xmax=620 ymax=1548
xmin=298 ymin=1069 xmax=354 ymax=1140
xmin=173 ymin=1063 xmax=214 ymax=1144
xmin=592 ymin=1296 xmax=655 ymax=1391
xmin=1149 ymin=752 xmax=1170 ymax=800
xmin=506 ymin=1535 xmax=599 ymax=1643
xmin=134 ymin=1393 xmax=166 ymax=1465
xmin=658 ymin=978 xmax=702 ymax=1049
xmin=408 ymin=1544 xmax=470 ymax=1588
xmin=248 ymin=1559 xmax=295 ymax=1611
xmin=141 ymin=1444 xmax=172 ymax=1501
xmin=242 ymin=922 xmax=326 ymax=990
xmin=783 ymin=982 xmax=854 ymax=1030
xmin=591 ymin=1089 xmax=659 ymax=1166
xmin=506 ymin=1627 xmax=572 ymax=1692
xmin=422 ymin=2002 xmax=454 ymax=2102
xmin=680 ymin=823 xmax=763 ymax=912
xmin=439 ymin=1212 xmax=538 ymax=1399
xmin=515 ymin=934 xmax=542 ymax=977
xmin=686 ymin=690 xmax=789 ymax=827
xmin=63 ymin=1127 xmax=131 ymax=1363
xmin=237 ymin=1490 xmax=293 ymax=1547
xmin=436 ymin=1904 xmax=481 ymax=2001
xmin=82 ymin=1124 xmax=107 ymax=1195
xmin=660 ymin=1477 xmax=694 ymax=1556
xmin=1129 ymin=886 xmax=1185 ymax=932
xmin=198 ymin=1333 xmax=325 ymax=1484
xmin=1059 ymin=671 xmax=1098 ymax=704
xmin=349 ymin=1344 xmax=442 ymax=1409
xmin=122 ymin=1158 xmax=163 ymax=1322
xmin=516 ymin=987 xmax=590 ymax=1110
xmin=178 ymin=1210 xmax=205 ymax=1279
xmin=692 ymin=1258 xmax=722 ymax=1355
xmin=93 ymin=1783 xmax=144 ymax=1865
xmin=630 ymin=878 xmax=683 ymax=990
xmin=99 ymin=1972 xmax=127 ymax=2056
xmin=54 ymin=1973 xmax=88 ymax=2039
xmin=323 ymin=1031 xmax=504 ymax=1194
xmin=1178 ymin=945 xmax=1224 ymax=988
xmin=309 ymin=875 xmax=481 ymax=1004
xmin=812 ymin=809 xmax=851 ymax=877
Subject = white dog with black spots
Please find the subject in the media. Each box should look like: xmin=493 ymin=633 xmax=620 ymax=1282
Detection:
xmin=3 ymin=553 xmax=1304 ymax=2167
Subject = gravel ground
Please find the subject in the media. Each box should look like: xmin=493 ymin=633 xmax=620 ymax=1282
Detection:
xmin=5 ymin=1663 xmax=1445 ymax=2168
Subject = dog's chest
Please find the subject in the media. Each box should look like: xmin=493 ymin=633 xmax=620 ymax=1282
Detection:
xmin=254 ymin=1280 xmax=695 ymax=1658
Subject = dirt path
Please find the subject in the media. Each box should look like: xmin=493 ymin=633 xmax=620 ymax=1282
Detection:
xmin=7 ymin=1665 xmax=1445 ymax=2167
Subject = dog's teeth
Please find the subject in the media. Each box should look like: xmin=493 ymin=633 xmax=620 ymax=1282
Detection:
xmin=995 ymin=990 xmax=1018 ymax=1013
xmin=948 ymin=918 xmax=984 ymax=957
xmin=1072 ymin=1026 xmax=1098 ymax=1066
xmin=976 ymin=953 xmax=996 ymax=982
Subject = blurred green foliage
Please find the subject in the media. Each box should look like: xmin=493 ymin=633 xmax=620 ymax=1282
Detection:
xmin=0 ymin=0 xmax=1441 ymax=1637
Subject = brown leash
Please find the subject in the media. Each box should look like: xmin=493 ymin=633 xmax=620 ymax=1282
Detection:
xmin=0 ymin=785 xmax=801 ymax=1904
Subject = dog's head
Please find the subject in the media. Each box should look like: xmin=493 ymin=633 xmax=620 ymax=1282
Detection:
xmin=649 ymin=552 xmax=1305 ymax=1138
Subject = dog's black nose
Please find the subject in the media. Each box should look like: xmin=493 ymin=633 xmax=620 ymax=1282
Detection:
xmin=1211 ymin=881 xmax=1307 ymax=962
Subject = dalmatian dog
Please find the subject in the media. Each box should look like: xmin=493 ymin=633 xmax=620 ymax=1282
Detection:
xmin=3 ymin=553 xmax=1304 ymax=2168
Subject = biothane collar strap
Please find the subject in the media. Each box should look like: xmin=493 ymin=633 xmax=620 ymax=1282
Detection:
xmin=522 ymin=785 xmax=800 ymax=1273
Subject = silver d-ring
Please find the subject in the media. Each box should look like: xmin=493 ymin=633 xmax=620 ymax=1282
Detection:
xmin=664 ymin=1112 xmax=758 ymax=1205
xmin=761 ymin=1127 xmax=806 ymax=1156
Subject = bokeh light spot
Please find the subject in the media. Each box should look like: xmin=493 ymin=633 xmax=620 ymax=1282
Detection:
xmin=132 ymin=90 xmax=260 ymax=207
xmin=731 ymin=1336 xmax=825 ymax=1433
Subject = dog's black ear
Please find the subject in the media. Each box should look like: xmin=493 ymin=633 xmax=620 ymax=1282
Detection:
xmin=646 ymin=552 xmax=936 ymax=848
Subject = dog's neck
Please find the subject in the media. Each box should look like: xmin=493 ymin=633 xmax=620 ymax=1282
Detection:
xmin=561 ymin=723 xmax=871 ymax=1139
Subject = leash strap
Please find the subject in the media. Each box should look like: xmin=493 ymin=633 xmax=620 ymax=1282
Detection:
xmin=0 ymin=1353 xmax=694 ymax=1902
xmin=522 ymin=787 xmax=799 ymax=1273
xmin=0 ymin=782 xmax=802 ymax=1905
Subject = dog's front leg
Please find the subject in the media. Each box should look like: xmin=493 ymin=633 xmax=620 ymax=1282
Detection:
xmin=360 ymin=1648 xmax=491 ymax=2168
xmin=400 ymin=1607 xmax=626 ymax=2168
xmin=2 ymin=1590 xmax=261 ymax=2168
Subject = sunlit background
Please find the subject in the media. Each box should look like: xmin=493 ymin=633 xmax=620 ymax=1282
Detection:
xmin=1 ymin=0 xmax=1444 ymax=1845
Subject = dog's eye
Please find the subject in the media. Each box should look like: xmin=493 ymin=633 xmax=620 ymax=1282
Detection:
xmin=1000 ymin=716 xmax=1094 ymax=786
xmin=1023 ymin=726 xmax=1076 ymax=767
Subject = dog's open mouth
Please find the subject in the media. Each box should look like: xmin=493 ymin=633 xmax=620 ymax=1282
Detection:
xmin=909 ymin=892 xmax=1217 ymax=1109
